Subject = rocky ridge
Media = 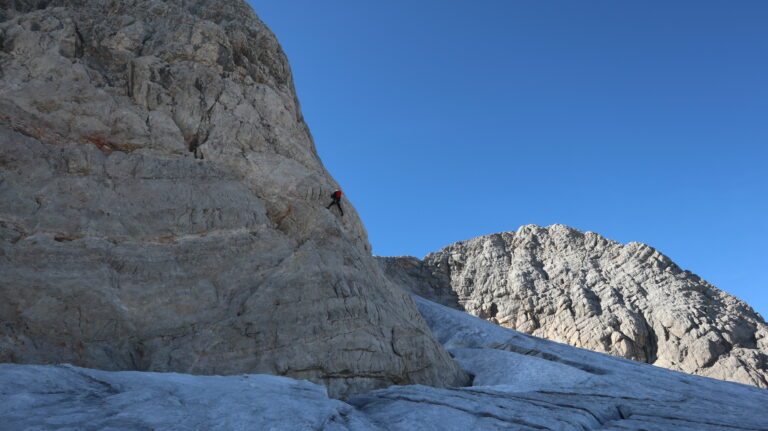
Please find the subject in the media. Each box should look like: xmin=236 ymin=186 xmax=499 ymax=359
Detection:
xmin=378 ymin=224 xmax=768 ymax=388
xmin=0 ymin=0 xmax=466 ymax=398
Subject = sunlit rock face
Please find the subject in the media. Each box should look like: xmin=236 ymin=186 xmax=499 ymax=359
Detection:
xmin=379 ymin=224 xmax=768 ymax=388
xmin=0 ymin=0 xmax=467 ymax=398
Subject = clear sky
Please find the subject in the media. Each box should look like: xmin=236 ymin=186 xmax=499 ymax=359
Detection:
xmin=250 ymin=1 xmax=768 ymax=318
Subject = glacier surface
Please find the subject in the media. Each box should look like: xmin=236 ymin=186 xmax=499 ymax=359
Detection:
xmin=2 ymin=296 xmax=767 ymax=430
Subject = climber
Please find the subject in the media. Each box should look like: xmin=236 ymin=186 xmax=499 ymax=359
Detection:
xmin=326 ymin=189 xmax=343 ymax=216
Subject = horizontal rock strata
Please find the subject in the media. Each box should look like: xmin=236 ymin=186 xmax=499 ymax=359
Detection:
xmin=0 ymin=0 xmax=466 ymax=397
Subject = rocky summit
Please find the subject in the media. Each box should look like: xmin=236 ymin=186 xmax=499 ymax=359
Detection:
xmin=379 ymin=224 xmax=768 ymax=388
xmin=0 ymin=0 xmax=466 ymax=398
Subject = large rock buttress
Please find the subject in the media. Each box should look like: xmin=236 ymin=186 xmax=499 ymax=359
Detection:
xmin=0 ymin=0 xmax=466 ymax=397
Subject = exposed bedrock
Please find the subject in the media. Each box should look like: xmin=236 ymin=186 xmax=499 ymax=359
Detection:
xmin=378 ymin=224 xmax=768 ymax=388
xmin=0 ymin=0 xmax=467 ymax=397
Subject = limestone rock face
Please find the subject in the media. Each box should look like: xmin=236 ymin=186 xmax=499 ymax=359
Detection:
xmin=378 ymin=224 xmax=768 ymax=388
xmin=0 ymin=0 xmax=466 ymax=397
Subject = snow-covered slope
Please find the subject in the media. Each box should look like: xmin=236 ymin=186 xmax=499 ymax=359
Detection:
xmin=369 ymin=297 xmax=768 ymax=430
xmin=378 ymin=224 xmax=768 ymax=389
xmin=2 ymin=296 xmax=767 ymax=430
xmin=0 ymin=364 xmax=378 ymax=430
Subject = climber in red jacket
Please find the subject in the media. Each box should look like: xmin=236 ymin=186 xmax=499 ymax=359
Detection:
xmin=326 ymin=189 xmax=343 ymax=216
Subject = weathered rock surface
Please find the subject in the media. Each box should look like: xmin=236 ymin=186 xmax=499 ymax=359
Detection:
xmin=3 ymin=297 xmax=768 ymax=430
xmin=0 ymin=0 xmax=466 ymax=397
xmin=378 ymin=224 xmax=768 ymax=388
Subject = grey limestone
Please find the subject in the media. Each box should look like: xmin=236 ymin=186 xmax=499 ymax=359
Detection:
xmin=0 ymin=0 xmax=466 ymax=398
xmin=2 ymin=297 xmax=767 ymax=430
xmin=379 ymin=224 xmax=768 ymax=389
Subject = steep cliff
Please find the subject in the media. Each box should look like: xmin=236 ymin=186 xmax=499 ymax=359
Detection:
xmin=379 ymin=224 xmax=768 ymax=388
xmin=0 ymin=0 xmax=466 ymax=398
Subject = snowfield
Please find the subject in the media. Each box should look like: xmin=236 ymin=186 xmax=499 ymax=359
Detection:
xmin=2 ymin=296 xmax=767 ymax=430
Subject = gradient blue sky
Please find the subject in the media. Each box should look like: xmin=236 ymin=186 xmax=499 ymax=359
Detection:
xmin=250 ymin=1 xmax=768 ymax=318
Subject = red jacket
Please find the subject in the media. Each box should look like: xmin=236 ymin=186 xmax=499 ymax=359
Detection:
xmin=333 ymin=190 xmax=342 ymax=199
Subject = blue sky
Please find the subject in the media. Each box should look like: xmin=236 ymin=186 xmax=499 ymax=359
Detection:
xmin=250 ymin=1 xmax=768 ymax=318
